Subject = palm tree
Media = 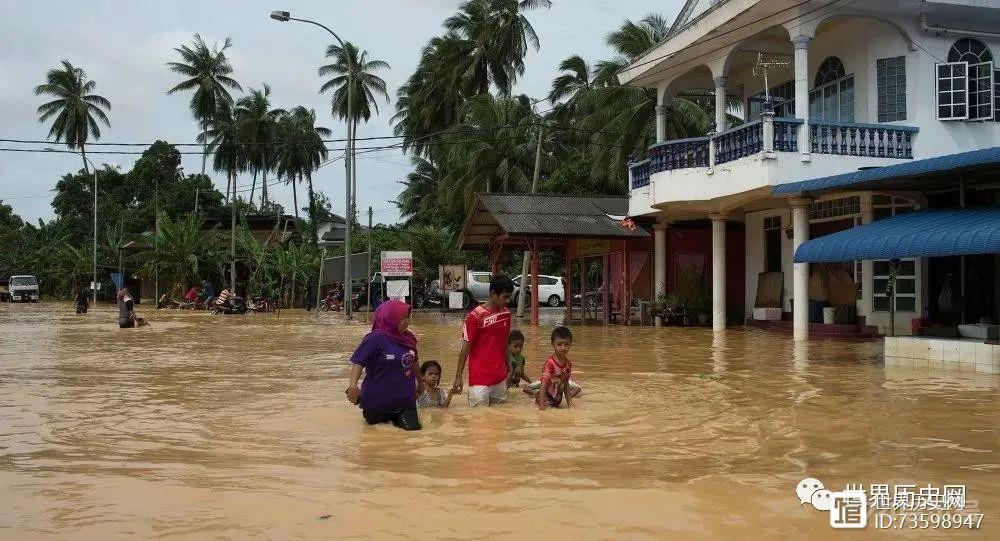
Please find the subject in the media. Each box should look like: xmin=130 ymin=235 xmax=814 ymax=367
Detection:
xmin=319 ymin=41 xmax=390 ymax=225
xmin=273 ymin=107 xmax=330 ymax=246
xmin=392 ymin=0 xmax=549 ymax=153
xmin=34 ymin=60 xmax=111 ymax=173
xmin=549 ymin=55 xmax=593 ymax=104
xmin=166 ymin=34 xmax=242 ymax=175
xmin=203 ymin=107 xmax=245 ymax=203
xmin=396 ymin=156 xmax=440 ymax=222
xmin=235 ymin=85 xmax=285 ymax=207
xmin=438 ymin=94 xmax=539 ymax=212
xmin=319 ymin=42 xmax=391 ymax=125
xmin=570 ymin=14 xmax=717 ymax=186
xmin=444 ymin=0 xmax=551 ymax=95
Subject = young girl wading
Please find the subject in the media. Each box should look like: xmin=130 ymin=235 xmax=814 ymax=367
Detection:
xmin=345 ymin=300 xmax=422 ymax=431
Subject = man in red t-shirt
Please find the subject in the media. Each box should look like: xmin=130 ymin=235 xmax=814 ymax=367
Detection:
xmin=452 ymin=274 xmax=514 ymax=406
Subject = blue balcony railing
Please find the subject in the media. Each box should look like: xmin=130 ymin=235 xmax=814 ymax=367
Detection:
xmin=774 ymin=118 xmax=803 ymax=151
xmin=628 ymin=117 xmax=918 ymax=190
xmin=650 ymin=137 xmax=710 ymax=172
xmin=630 ymin=159 xmax=651 ymax=189
xmin=715 ymin=120 xmax=762 ymax=164
xmin=810 ymin=121 xmax=918 ymax=159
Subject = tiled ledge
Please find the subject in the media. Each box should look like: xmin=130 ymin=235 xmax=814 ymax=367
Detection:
xmin=884 ymin=337 xmax=999 ymax=374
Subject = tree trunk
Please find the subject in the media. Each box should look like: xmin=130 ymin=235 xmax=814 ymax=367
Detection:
xmin=261 ymin=159 xmax=269 ymax=207
xmin=291 ymin=175 xmax=300 ymax=222
xmin=351 ymin=120 xmax=358 ymax=227
xmin=250 ymin=168 xmax=258 ymax=209
xmin=201 ymin=122 xmax=208 ymax=176
xmin=307 ymin=173 xmax=318 ymax=249
xmin=80 ymin=143 xmax=90 ymax=174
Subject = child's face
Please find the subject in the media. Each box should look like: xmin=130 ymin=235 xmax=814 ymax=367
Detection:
xmin=552 ymin=337 xmax=573 ymax=359
xmin=423 ymin=366 xmax=441 ymax=388
xmin=508 ymin=339 xmax=524 ymax=357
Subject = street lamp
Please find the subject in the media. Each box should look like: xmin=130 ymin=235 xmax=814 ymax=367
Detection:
xmin=270 ymin=9 xmax=357 ymax=318
xmin=47 ymin=148 xmax=98 ymax=304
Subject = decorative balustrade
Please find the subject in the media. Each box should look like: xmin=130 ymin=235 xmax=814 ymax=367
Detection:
xmin=628 ymin=117 xmax=917 ymax=190
xmin=774 ymin=118 xmax=802 ymax=152
xmin=630 ymin=159 xmax=651 ymax=189
xmin=649 ymin=137 xmax=710 ymax=172
xmin=715 ymin=120 xmax=763 ymax=164
xmin=810 ymin=121 xmax=918 ymax=159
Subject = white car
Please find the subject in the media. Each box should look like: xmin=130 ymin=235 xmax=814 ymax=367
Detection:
xmin=512 ymin=274 xmax=565 ymax=307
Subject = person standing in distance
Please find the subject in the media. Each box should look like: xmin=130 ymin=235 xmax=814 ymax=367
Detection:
xmin=452 ymin=275 xmax=514 ymax=406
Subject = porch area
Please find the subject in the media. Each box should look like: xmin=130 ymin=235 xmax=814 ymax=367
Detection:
xmin=457 ymin=194 xmax=651 ymax=326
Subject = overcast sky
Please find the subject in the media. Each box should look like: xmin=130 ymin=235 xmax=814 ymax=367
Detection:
xmin=0 ymin=0 xmax=682 ymax=225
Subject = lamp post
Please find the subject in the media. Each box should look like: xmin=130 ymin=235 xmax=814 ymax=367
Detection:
xmin=47 ymin=148 xmax=98 ymax=303
xmin=271 ymin=9 xmax=356 ymax=318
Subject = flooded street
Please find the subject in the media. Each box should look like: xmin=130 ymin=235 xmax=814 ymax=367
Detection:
xmin=1 ymin=302 xmax=998 ymax=539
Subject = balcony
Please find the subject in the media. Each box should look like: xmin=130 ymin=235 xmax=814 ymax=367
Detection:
xmin=630 ymin=117 xmax=918 ymax=191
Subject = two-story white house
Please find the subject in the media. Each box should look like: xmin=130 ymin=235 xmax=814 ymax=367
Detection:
xmin=622 ymin=0 xmax=1000 ymax=339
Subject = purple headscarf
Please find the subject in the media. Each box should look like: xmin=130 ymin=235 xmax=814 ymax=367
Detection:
xmin=370 ymin=299 xmax=417 ymax=351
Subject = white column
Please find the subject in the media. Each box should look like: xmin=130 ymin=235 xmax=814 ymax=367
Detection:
xmin=655 ymin=104 xmax=667 ymax=142
xmin=791 ymin=198 xmax=811 ymax=341
xmin=653 ymin=222 xmax=667 ymax=297
xmin=653 ymin=221 xmax=667 ymax=327
xmin=710 ymin=214 xmax=726 ymax=333
xmin=793 ymin=35 xmax=811 ymax=162
xmin=713 ymin=76 xmax=728 ymax=132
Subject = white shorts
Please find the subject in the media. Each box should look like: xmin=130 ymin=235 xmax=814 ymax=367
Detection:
xmin=527 ymin=380 xmax=581 ymax=392
xmin=468 ymin=381 xmax=508 ymax=407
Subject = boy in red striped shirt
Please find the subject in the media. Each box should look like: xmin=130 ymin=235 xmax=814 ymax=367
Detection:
xmin=451 ymin=275 xmax=514 ymax=406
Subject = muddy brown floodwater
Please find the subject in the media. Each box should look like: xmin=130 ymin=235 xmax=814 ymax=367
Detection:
xmin=1 ymin=302 xmax=998 ymax=539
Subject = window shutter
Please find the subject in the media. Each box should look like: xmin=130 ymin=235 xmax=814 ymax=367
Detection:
xmin=968 ymin=61 xmax=994 ymax=121
xmin=936 ymin=62 xmax=968 ymax=120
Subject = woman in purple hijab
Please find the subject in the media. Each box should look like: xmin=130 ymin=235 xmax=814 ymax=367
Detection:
xmin=345 ymin=300 xmax=421 ymax=430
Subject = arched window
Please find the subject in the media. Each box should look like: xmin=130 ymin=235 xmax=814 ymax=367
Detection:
xmin=948 ymin=38 xmax=993 ymax=64
xmin=937 ymin=38 xmax=996 ymax=121
xmin=810 ymin=57 xmax=853 ymax=121
xmin=814 ymin=57 xmax=846 ymax=87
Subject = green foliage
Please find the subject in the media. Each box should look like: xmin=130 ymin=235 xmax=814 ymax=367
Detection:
xmin=138 ymin=212 xmax=222 ymax=295
xmin=34 ymin=60 xmax=111 ymax=172
xmin=394 ymin=8 xmax=720 ymax=226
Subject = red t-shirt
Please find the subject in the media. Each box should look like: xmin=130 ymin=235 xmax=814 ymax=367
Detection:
xmin=185 ymin=288 xmax=198 ymax=302
xmin=539 ymin=355 xmax=573 ymax=402
xmin=462 ymin=304 xmax=511 ymax=386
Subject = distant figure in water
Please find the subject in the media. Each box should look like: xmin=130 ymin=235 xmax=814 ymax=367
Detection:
xmin=75 ymin=288 xmax=89 ymax=314
xmin=117 ymin=288 xmax=148 ymax=329
xmin=346 ymin=300 xmax=421 ymax=430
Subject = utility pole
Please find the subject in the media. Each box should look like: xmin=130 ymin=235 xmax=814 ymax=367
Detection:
xmin=367 ymin=205 xmax=373 ymax=322
xmin=516 ymin=122 xmax=544 ymax=319
xmin=154 ymin=175 xmax=159 ymax=307
xmin=230 ymin=173 xmax=237 ymax=293
xmin=194 ymin=186 xmax=200 ymax=215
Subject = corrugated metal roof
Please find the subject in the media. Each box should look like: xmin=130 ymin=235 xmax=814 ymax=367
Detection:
xmin=459 ymin=194 xmax=647 ymax=248
xmin=774 ymin=147 xmax=1000 ymax=195
xmin=794 ymin=208 xmax=1000 ymax=263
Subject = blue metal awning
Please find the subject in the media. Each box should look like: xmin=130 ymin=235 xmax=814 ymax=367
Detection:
xmin=774 ymin=147 xmax=1000 ymax=195
xmin=794 ymin=208 xmax=1000 ymax=263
